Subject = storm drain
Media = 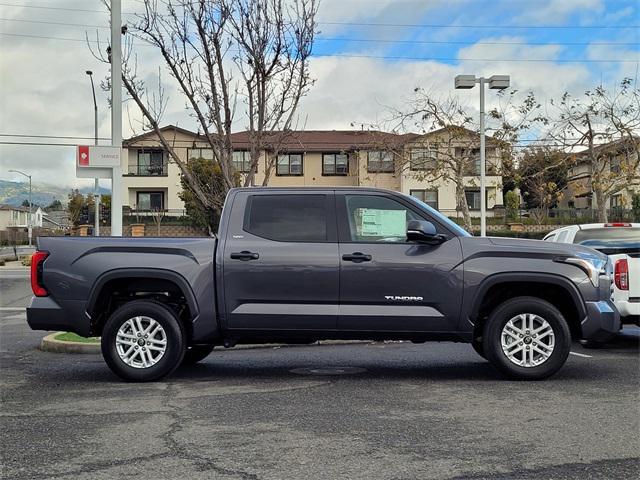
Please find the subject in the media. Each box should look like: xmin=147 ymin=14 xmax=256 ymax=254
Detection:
xmin=290 ymin=367 xmax=367 ymax=376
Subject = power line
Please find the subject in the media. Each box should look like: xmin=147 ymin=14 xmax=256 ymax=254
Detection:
xmin=0 ymin=3 xmax=638 ymax=29
xmin=0 ymin=133 xmax=112 ymax=140
xmin=316 ymin=37 xmax=639 ymax=47
xmin=0 ymin=17 xmax=109 ymax=29
xmin=1 ymin=18 xmax=636 ymax=47
xmin=312 ymin=53 xmax=639 ymax=63
xmin=2 ymin=31 xmax=637 ymax=62
xmin=320 ymin=21 xmax=640 ymax=29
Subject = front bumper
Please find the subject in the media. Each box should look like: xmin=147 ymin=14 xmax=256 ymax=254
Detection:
xmin=26 ymin=296 xmax=91 ymax=337
xmin=581 ymin=299 xmax=621 ymax=341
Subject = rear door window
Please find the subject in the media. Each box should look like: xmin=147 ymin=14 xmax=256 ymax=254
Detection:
xmin=244 ymin=194 xmax=329 ymax=242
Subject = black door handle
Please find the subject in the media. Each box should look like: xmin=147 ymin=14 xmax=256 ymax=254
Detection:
xmin=342 ymin=252 xmax=372 ymax=263
xmin=230 ymin=251 xmax=259 ymax=261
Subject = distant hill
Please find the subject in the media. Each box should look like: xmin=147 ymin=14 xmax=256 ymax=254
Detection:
xmin=0 ymin=180 xmax=111 ymax=208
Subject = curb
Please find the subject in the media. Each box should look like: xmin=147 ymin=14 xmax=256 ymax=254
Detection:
xmin=38 ymin=335 xmax=371 ymax=355
xmin=40 ymin=332 xmax=101 ymax=354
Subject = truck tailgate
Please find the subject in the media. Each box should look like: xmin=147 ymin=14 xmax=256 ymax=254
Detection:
xmin=628 ymin=255 xmax=640 ymax=298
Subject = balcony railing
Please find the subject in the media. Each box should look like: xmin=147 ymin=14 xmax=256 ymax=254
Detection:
xmin=126 ymin=162 xmax=168 ymax=176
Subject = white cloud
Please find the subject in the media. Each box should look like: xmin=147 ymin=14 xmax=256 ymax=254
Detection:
xmin=514 ymin=0 xmax=604 ymax=25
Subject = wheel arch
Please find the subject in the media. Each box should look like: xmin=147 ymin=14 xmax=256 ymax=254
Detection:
xmin=86 ymin=268 xmax=200 ymax=336
xmin=469 ymin=273 xmax=587 ymax=340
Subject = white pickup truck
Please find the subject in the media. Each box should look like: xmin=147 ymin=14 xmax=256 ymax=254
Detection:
xmin=544 ymin=223 xmax=640 ymax=325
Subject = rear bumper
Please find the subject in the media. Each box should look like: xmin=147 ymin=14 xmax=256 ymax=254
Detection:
xmin=612 ymin=299 xmax=640 ymax=319
xmin=26 ymin=296 xmax=91 ymax=337
xmin=581 ymin=299 xmax=621 ymax=341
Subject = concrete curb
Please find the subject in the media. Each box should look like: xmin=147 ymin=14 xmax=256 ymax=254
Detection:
xmin=38 ymin=334 xmax=371 ymax=355
xmin=40 ymin=332 xmax=101 ymax=354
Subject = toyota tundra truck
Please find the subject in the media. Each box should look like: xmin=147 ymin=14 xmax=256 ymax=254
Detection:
xmin=26 ymin=187 xmax=620 ymax=381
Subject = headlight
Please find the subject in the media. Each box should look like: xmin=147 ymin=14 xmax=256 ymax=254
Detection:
xmin=555 ymin=252 xmax=608 ymax=287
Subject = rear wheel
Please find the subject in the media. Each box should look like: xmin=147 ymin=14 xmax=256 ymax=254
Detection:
xmin=101 ymin=300 xmax=186 ymax=382
xmin=182 ymin=345 xmax=215 ymax=365
xmin=483 ymin=296 xmax=571 ymax=380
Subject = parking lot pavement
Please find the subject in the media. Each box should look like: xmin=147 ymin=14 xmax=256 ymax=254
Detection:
xmin=1 ymin=274 xmax=639 ymax=480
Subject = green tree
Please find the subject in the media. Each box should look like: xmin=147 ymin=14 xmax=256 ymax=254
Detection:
xmin=505 ymin=190 xmax=520 ymax=222
xmin=178 ymin=158 xmax=233 ymax=235
xmin=67 ymin=189 xmax=85 ymax=226
xmin=46 ymin=199 xmax=63 ymax=211
xmin=518 ymin=148 xmax=568 ymax=211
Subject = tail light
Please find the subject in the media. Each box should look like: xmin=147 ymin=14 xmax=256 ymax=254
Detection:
xmin=30 ymin=250 xmax=49 ymax=297
xmin=605 ymin=223 xmax=631 ymax=227
xmin=614 ymin=259 xmax=629 ymax=291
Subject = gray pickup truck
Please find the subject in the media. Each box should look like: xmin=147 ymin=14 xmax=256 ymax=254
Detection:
xmin=27 ymin=187 xmax=620 ymax=381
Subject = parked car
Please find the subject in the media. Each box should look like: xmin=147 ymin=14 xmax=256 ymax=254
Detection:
xmin=543 ymin=223 xmax=640 ymax=327
xmin=27 ymin=188 xmax=619 ymax=381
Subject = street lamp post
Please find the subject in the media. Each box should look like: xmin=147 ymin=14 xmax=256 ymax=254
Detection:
xmin=454 ymin=74 xmax=510 ymax=237
xmin=86 ymin=70 xmax=100 ymax=236
xmin=9 ymin=169 xmax=32 ymax=247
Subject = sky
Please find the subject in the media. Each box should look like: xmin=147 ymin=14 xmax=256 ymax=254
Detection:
xmin=0 ymin=0 xmax=638 ymax=190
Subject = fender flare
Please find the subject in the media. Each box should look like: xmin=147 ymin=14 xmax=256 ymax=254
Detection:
xmin=469 ymin=272 xmax=587 ymax=323
xmin=86 ymin=268 xmax=200 ymax=320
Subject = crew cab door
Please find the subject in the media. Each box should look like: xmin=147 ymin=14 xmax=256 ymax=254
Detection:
xmin=336 ymin=192 xmax=463 ymax=332
xmin=222 ymin=191 xmax=339 ymax=330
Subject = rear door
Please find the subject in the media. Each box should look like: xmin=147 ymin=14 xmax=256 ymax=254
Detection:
xmin=336 ymin=192 xmax=463 ymax=332
xmin=222 ymin=191 xmax=339 ymax=330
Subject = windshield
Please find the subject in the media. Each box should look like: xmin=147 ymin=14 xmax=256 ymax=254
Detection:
xmin=404 ymin=194 xmax=471 ymax=237
xmin=574 ymin=227 xmax=640 ymax=246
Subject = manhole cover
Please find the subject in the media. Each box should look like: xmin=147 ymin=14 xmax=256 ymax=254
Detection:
xmin=290 ymin=367 xmax=367 ymax=376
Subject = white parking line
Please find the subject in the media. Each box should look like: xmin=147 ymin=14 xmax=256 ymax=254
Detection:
xmin=0 ymin=307 xmax=26 ymax=311
xmin=569 ymin=351 xmax=593 ymax=358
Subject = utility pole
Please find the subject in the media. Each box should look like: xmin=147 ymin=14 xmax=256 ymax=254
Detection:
xmin=111 ymin=0 xmax=123 ymax=236
xmin=86 ymin=70 xmax=100 ymax=236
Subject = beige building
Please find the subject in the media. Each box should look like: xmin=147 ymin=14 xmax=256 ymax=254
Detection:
xmin=121 ymin=126 xmax=505 ymax=217
xmin=0 ymin=205 xmax=44 ymax=231
xmin=560 ymin=138 xmax=640 ymax=210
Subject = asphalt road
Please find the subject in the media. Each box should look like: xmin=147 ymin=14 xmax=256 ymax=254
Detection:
xmin=1 ymin=271 xmax=639 ymax=480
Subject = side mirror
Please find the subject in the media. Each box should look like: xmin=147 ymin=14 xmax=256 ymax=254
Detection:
xmin=406 ymin=220 xmax=447 ymax=245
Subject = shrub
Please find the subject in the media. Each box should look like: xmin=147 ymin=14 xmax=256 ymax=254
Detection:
xmin=21 ymin=254 xmax=32 ymax=266
xmin=0 ymin=258 xmax=5 ymax=266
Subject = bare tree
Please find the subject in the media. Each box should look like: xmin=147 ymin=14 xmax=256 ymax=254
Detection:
xmin=385 ymin=89 xmax=543 ymax=231
xmin=90 ymin=0 xmax=317 ymax=216
xmin=548 ymin=79 xmax=640 ymax=222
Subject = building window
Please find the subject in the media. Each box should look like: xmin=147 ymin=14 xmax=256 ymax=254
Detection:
xmin=232 ymin=151 xmax=253 ymax=173
xmin=136 ymin=191 xmax=164 ymax=211
xmin=245 ymin=195 xmax=327 ymax=242
xmin=367 ymin=151 xmax=394 ymax=173
xmin=187 ymin=148 xmax=214 ymax=161
xmin=610 ymin=157 xmax=621 ymax=174
xmin=322 ymin=153 xmax=349 ymax=175
xmin=409 ymin=148 xmax=437 ymax=171
xmin=409 ymin=189 xmax=438 ymax=209
xmin=276 ymin=154 xmax=303 ymax=176
xmin=464 ymin=188 xmax=491 ymax=210
xmin=132 ymin=149 xmax=167 ymax=176
xmin=610 ymin=194 xmax=623 ymax=208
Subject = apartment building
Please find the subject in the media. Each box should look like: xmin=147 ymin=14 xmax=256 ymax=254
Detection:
xmin=559 ymin=138 xmax=640 ymax=210
xmin=121 ymin=125 xmax=505 ymax=217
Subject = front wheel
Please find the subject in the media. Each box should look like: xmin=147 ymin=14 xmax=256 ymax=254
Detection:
xmin=101 ymin=300 xmax=186 ymax=382
xmin=483 ymin=297 xmax=571 ymax=380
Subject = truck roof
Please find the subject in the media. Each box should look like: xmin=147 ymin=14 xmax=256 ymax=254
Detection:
xmin=229 ymin=186 xmax=399 ymax=193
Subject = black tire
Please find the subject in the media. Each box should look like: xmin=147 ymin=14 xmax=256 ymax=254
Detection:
xmin=471 ymin=339 xmax=486 ymax=359
xmin=182 ymin=345 xmax=215 ymax=365
xmin=482 ymin=296 xmax=571 ymax=380
xmin=101 ymin=300 xmax=186 ymax=382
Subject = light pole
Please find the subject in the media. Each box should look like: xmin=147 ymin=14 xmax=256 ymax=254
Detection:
xmin=86 ymin=70 xmax=100 ymax=236
xmin=454 ymin=74 xmax=510 ymax=237
xmin=9 ymin=169 xmax=32 ymax=247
